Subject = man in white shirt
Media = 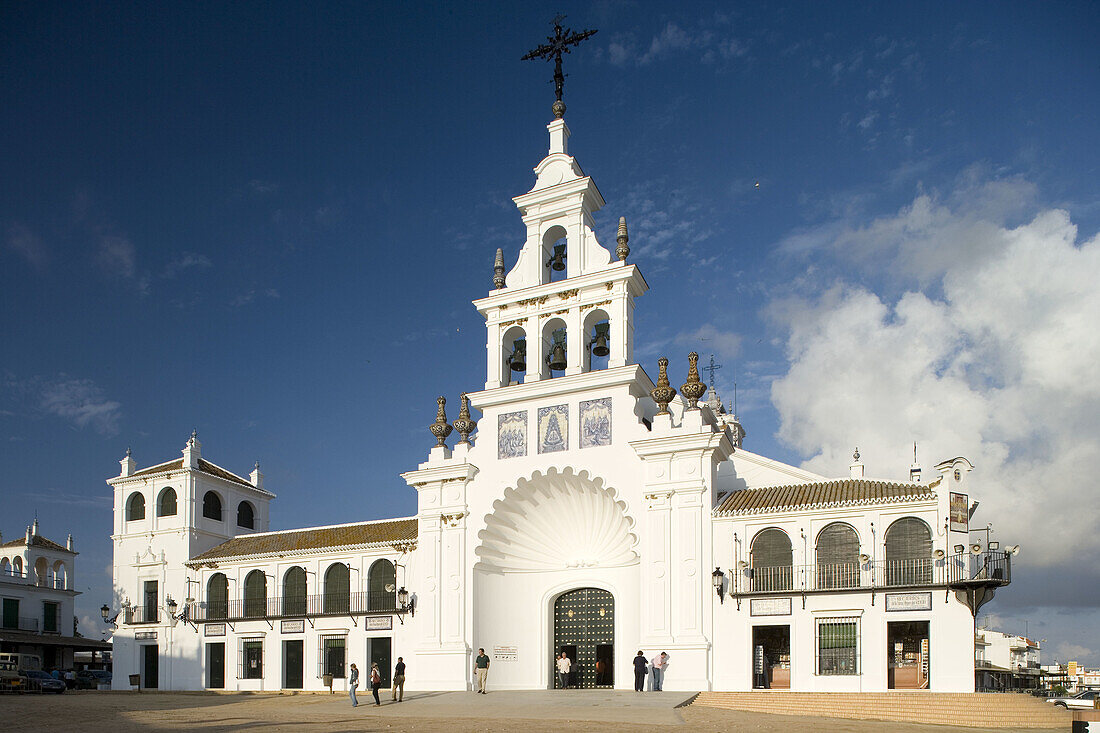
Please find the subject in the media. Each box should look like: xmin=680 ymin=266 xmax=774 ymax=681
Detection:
xmin=556 ymin=651 xmax=571 ymax=689
xmin=650 ymin=652 xmax=669 ymax=691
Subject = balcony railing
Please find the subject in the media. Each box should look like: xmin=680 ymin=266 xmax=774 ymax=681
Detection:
xmin=188 ymin=591 xmax=398 ymax=622
xmin=732 ymin=552 xmax=1011 ymax=596
xmin=0 ymin=616 xmax=40 ymax=632
xmin=0 ymin=570 xmax=70 ymax=590
xmin=124 ymin=605 xmax=160 ymax=624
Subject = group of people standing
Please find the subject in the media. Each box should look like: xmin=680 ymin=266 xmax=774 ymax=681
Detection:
xmin=632 ymin=651 xmax=669 ymax=692
xmin=348 ymin=656 xmax=406 ymax=707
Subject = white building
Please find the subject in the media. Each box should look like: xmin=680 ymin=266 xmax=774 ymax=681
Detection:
xmin=974 ymin=628 xmax=1042 ymax=691
xmin=1 ymin=520 xmax=109 ymax=670
xmin=107 ymin=101 xmax=1011 ymax=693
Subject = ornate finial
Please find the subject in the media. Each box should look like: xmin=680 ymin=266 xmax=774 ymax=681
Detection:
xmin=452 ymin=393 xmax=478 ymax=444
xmin=522 ymin=16 xmax=598 ymax=120
xmin=650 ymin=357 xmax=677 ymax=415
xmin=493 ymin=248 xmax=506 ymax=289
xmin=616 ymin=216 xmax=630 ymax=262
xmin=853 ymin=447 xmax=860 ymax=461
xmin=680 ymin=351 xmax=708 ymax=409
xmin=254 ymin=461 xmax=260 ymax=471
xmin=429 ymin=396 xmax=453 ymax=447
xmin=190 ymin=429 xmax=197 ymax=441
xmin=125 ymin=446 xmax=132 ymax=458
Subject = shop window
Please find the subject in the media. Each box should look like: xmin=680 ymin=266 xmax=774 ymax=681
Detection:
xmin=240 ymin=639 xmax=263 ymax=679
xmin=318 ymin=634 xmax=347 ymax=678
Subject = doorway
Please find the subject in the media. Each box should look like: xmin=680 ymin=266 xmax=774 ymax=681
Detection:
xmin=370 ymin=637 xmax=392 ymax=688
xmin=142 ymin=645 xmax=159 ymax=689
xmin=752 ymin=625 xmax=790 ymax=689
xmin=887 ymin=621 xmax=930 ymax=689
xmin=206 ymin=643 xmax=224 ymax=688
xmin=284 ymin=640 xmax=303 ymax=689
xmin=553 ymin=587 xmax=614 ymax=689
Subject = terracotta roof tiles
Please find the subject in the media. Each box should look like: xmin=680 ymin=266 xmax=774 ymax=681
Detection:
xmin=714 ymin=478 xmax=935 ymax=516
xmin=187 ymin=518 xmax=418 ymax=563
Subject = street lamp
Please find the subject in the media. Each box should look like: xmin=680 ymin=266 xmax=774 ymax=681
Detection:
xmin=101 ymin=599 xmax=130 ymax=626
xmin=395 ymin=586 xmax=415 ymax=624
xmin=712 ymin=567 xmax=725 ymax=603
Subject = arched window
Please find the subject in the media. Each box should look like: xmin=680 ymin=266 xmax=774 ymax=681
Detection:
xmin=582 ymin=309 xmax=611 ymax=372
xmin=542 ymin=318 xmax=568 ymax=379
xmin=243 ymin=570 xmax=267 ymax=618
xmin=816 ymin=522 xmax=860 ymax=589
xmin=237 ymin=501 xmax=255 ymax=529
xmin=542 ymin=226 xmax=568 ymax=284
xmin=206 ymin=573 xmax=228 ymax=620
xmin=0 ymin=558 xmax=10 ymax=576
xmin=885 ymin=517 xmax=933 ymax=585
xmin=13 ymin=557 xmax=23 ymax=576
xmin=502 ymin=325 xmax=528 ymax=386
xmin=52 ymin=561 xmax=67 ymax=590
xmin=750 ymin=528 xmax=793 ymax=592
xmin=126 ymin=493 xmax=146 ymax=521
xmin=323 ymin=563 xmax=350 ymax=614
xmin=282 ymin=567 xmax=307 ymax=617
xmin=368 ymin=559 xmax=396 ymax=611
xmin=157 ymin=487 xmax=177 ymax=517
xmin=202 ymin=491 xmax=222 ymax=521
xmin=34 ymin=557 xmax=48 ymax=587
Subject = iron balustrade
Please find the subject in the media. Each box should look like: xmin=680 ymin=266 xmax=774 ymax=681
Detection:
xmin=189 ymin=591 xmax=399 ymax=622
xmin=731 ymin=552 xmax=1010 ymax=596
xmin=0 ymin=571 xmax=69 ymax=590
xmin=124 ymin=605 xmax=160 ymax=624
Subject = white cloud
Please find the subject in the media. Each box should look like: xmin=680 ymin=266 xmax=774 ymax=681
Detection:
xmin=768 ymin=180 xmax=1100 ymax=570
xmin=674 ymin=324 xmax=742 ymax=358
xmin=39 ymin=377 xmax=122 ymax=436
xmin=97 ymin=235 xmax=136 ymax=278
xmin=162 ymin=251 xmax=212 ymax=278
xmin=1053 ymin=642 xmax=1094 ymax=662
xmin=6 ymin=222 xmax=47 ymax=267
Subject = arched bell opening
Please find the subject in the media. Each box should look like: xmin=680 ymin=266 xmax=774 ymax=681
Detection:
xmin=582 ymin=308 xmax=611 ymax=372
xmin=542 ymin=225 xmax=568 ymax=284
xmin=502 ymin=325 xmax=528 ymax=385
xmin=541 ymin=317 xmax=568 ymax=379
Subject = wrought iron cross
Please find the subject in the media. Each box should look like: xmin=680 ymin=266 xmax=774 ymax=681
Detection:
xmin=703 ymin=354 xmax=722 ymax=391
xmin=522 ymin=15 xmax=597 ymax=119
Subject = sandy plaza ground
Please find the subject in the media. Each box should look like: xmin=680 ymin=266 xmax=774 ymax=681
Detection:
xmin=0 ymin=690 xmax=1063 ymax=732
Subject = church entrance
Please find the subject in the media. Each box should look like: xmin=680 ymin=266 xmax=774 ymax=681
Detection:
xmin=552 ymin=587 xmax=614 ymax=689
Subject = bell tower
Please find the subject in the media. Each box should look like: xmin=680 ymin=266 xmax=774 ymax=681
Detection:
xmin=473 ymin=119 xmax=648 ymax=390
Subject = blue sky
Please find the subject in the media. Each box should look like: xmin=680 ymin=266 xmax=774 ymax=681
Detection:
xmin=3 ymin=2 xmax=1099 ymax=664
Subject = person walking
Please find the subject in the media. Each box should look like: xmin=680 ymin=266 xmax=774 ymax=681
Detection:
xmin=348 ymin=663 xmax=359 ymax=707
xmin=650 ymin=652 xmax=669 ymax=691
xmin=633 ymin=651 xmax=648 ymax=692
xmin=369 ymin=662 xmax=382 ymax=706
xmin=392 ymin=657 xmax=406 ymax=702
xmin=474 ymin=648 xmax=490 ymax=693
xmin=556 ymin=651 xmax=571 ymax=690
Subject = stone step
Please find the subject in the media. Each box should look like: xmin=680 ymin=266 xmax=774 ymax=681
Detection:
xmin=691 ymin=692 xmax=1072 ymax=729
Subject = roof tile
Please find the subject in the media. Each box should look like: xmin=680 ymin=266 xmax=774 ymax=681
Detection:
xmin=188 ymin=518 xmax=418 ymax=563
xmin=714 ymin=478 xmax=935 ymax=515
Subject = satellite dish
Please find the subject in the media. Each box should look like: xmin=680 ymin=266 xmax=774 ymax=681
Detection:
xmin=385 ymin=583 xmax=396 ymax=593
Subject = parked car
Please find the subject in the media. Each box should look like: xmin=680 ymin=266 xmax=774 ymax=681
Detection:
xmin=23 ymin=670 xmax=66 ymax=694
xmin=1046 ymin=689 xmax=1099 ymax=709
xmin=75 ymin=670 xmax=111 ymax=689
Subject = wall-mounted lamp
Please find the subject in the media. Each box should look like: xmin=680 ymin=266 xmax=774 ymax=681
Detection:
xmin=970 ymin=544 xmax=982 ymax=555
xmin=954 ymin=544 xmax=966 ymax=554
xmin=100 ymin=598 xmax=130 ymax=626
xmin=712 ymin=567 xmax=725 ymax=604
xmin=933 ymin=549 xmax=945 ymax=560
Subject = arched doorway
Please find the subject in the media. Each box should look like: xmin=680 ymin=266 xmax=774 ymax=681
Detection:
xmin=553 ymin=587 xmax=613 ymax=689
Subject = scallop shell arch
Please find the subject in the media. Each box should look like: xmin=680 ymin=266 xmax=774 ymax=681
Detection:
xmin=475 ymin=467 xmax=638 ymax=572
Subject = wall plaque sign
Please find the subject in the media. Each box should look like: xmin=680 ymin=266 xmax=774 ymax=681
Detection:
xmin=493 ymin=645 xmax=517 ymax=662
xmin=750 ymin=597 xmax=792 ymax=616
xmin=538 ymin=405 xmax=568 ymax=454
xmin=135 ymin=631 xmax=158 ymax=640
xmin=280 ymin=620 xmax=304 ymax=634
xmin=365 ymin=616 xmax=393 ymax=631
xmin=498 ymin=411 xmax=527 ymax=459
xmin=580 ymin=398 xmax=612 ymax=448
xmin=885 ymin=592 xmax=933 ymax=612
xmin=949 ymin=492 xmax=969 ymax=533
xmin=204 ymin=623 xmax=225 ymax=637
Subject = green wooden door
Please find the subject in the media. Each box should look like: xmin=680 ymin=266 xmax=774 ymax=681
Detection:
xmin=553 ymin=588 xmax=614 ymax=688
xmin=2 ymin=598 xmax=17 ymax=629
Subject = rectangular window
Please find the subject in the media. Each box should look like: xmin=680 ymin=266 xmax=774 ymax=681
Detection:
xmin=318 ymin=634 xmax=346 ymax=679
xmin=817 ymin=617 xmax=859 ymax=676
xmin=43 ymin=602 xmax=59 ymax=633
xmin=240 ymin=639 xmax=263 ymax=679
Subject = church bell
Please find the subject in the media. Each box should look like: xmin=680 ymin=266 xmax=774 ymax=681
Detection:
xmin=590 ymin=322 xmax=610 ymax=357
xmin=548 ymin=243 xmax=567 ymax=272
xmin=508 ymin=338 xmax=527 ymax=373
xmin=547 ymin=329 xmax=568 ymax=371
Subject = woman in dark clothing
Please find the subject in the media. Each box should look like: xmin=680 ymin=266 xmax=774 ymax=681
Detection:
xmin=370 ymin=663 xmax=382 ymax=706
xmin=633 ymin=650 xmax=648 ymax=692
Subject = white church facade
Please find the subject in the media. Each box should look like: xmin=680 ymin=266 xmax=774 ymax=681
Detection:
xmin=107 ymin=104 xmax=1011 ymax=694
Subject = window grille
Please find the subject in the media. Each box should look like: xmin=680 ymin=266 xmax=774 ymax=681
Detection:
xmin=202 ymin=491 xmax=222 ymax=521
xmin=318 ymin=634 xmax=347 ymax=678
xmin=816 ymin=522 xmax=860 ymax=589
xmin=282 ymin=567 xmax=307 ymax=617
xmin=817 ymin=616 xmax=859 ymax=675
xmin=157 ymin=488 xmax=177 ymax=517
xmin=323 ymin=564 xmax=350 ymax=614
xmin=750 ymin=528 xmax=793 ymax=591
xmin=239 ymin=639 xmax=263 ymax=679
